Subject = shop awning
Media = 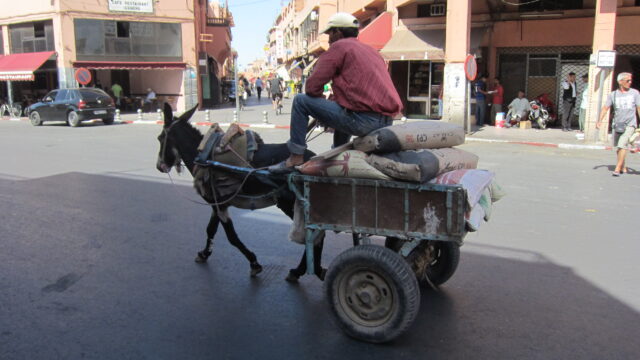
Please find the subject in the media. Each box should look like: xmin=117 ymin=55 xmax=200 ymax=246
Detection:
xmin=0 ymin=51 xmax=56 ymax=81
xmin=358 ymin=12 xmax=393 ymax=50
xmin=73 ymin=61 xmax=187 ymax=70
xmin=380 ymin=28 xmax=487 ymax=61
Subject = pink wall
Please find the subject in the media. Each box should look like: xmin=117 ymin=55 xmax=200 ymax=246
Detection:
xmin=491 ymin=18 xmax=595 ymax=48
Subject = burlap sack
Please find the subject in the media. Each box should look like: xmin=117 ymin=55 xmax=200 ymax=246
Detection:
xmin=367 ymin=148 xmax=478 ymax=183
xmin=429 ymin=148 xmax=479 ymax=174
xmin=353 ymin=121 xmax=465 ymax=153
xmin=298 ymin=150 xmax=391 ymax=180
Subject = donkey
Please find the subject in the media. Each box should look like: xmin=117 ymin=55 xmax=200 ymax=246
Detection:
xmin=155 ymin=103 xmax=325 ymax=281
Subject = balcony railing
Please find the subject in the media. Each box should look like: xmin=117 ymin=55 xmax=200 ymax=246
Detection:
xmin=207 ymin=17 xmax=230 ymax=27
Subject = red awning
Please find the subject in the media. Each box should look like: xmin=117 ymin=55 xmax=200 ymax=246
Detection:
xmin=0 ymin=51 xmax=56 ymax=81
xmin=357 ymin=12 xmax=393 ymax=50
xmin=73 ymin=61 xmax=187 ymax=70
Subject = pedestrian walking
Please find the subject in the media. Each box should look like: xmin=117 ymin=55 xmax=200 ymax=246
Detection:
xmin=474 ymin=74 xmax=489 ymax=126
xmin=596 ymin=72 xmax=640 ymax=176
xmin=256 ymin=77 xmax=263 ymax=101
xmin=111 ymin=82 xmax=123 ymax=107
xmin=578 ymin=74 xmax=589 ymax=133
xmin=561 ymin=72 xmax=577 ymax=131
xmin=489 ymin=77 xmax=504 ymax=126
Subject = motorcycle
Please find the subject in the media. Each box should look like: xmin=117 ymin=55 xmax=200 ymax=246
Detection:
xmin=528 ymin=99 xmax=550 ymax=129
xmin=534 ymin=93 xmax=557 ymax=126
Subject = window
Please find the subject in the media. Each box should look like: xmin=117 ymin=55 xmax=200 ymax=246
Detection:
xmin=75 ymin=19 xmax=182 ymax=60
xmin=0 ymin=28 xmax=3 ymax=55
xmin=418 ymin=3 xmax=446 ymax=17
xmin=55 ymin=90 xmax=69 ymax=102
xmin=9 ymin=20 xmax=54 ymax=53
xmin=34 ymin=22 xmax=45 ymax=38
xmin=117 ymin=22 xmax=130 ymax=38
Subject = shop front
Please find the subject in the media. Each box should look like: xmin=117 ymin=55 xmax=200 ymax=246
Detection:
xmin=73 ymin=18 xmax=192 ymax=111
xmin=0 ymin=51 xmax=58 ymax=111
xmin=381 ymin=28 xmax=486 ymax=119
xmin=497 ymin=46 xmax=591 ymax=127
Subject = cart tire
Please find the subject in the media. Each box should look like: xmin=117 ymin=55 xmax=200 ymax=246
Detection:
xmin=102 ymin=116 xmax=114 ymax=125
xmin=29 ymin=111 xmax=42 ymax=126
xmin=413 ymin=241 xmax=460 ymax=287
xmin=325 ymin=245 xmax=420 ymax=343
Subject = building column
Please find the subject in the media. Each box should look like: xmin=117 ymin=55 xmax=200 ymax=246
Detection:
xmin=442 ymin=0 xmax=471 ymax=128
xmin=584 ymin=0 xmax=617 ymax=143
xmin=53 ymin=14 xmax=76 ymax=89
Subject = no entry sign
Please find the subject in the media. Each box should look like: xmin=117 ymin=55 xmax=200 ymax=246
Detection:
xmin=464 ymin=55 xmax=478 ymax=81
xmin=75 ymin=67 xmax=92 ymax=86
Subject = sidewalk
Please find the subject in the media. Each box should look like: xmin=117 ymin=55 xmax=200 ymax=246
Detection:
xmin=93 ymin=95 xmax=618 ymax=151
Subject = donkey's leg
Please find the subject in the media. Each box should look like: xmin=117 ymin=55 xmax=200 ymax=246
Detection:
xmin=218 ymin=209 xmax=263 ymax=277
xmin=286 ymin=236 xmax=326 ymax=282
xmin=195 ymin=210 xmax=220 ymax=263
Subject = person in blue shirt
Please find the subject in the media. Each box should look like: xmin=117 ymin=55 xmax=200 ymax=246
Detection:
xmin=475 ymin=74 xmax=489 ymax=126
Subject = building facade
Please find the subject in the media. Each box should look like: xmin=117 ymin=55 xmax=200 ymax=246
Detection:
xmin=0 ymin=0 xmax=232 ymax=112
xmin=265 ymin=0 xmax=640 ymax=142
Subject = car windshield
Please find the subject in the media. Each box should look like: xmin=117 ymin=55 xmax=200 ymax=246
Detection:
xmin=79 ymin=89 xmax=109 ymax=100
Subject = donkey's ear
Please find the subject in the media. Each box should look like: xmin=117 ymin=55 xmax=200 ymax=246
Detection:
xmin=163 ymin=103 xmax=173 ymax=127
xmin=178 ymin=104 xmax=199 ymax=122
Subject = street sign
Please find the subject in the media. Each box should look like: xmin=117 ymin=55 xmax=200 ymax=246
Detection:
xmin=596 ymin=50 xmax=616 ymax=68
xmin=464 ymin=55 xmax=478 ymax=81
xmin=74 ymin=67 xmax=92 ymax=86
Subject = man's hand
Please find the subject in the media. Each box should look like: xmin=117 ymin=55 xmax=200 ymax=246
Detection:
xmin=596 ymin=121 xmax=601 ymax=129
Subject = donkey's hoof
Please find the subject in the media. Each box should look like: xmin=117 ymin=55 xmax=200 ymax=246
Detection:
xmin=250 ymin=263 xmax=263 ymax=277
xmin=285 ymin=270 xmax=300 ymax=283
xmin=194 ymin=251 xmax=210 ymax=264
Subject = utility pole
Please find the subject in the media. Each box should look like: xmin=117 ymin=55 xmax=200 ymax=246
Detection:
xmin=234 ymin=54 xmax=240 ymax=117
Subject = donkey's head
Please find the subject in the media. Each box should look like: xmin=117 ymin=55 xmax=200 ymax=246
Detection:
xmin=156 ymin=103 xmax=198 ymax=173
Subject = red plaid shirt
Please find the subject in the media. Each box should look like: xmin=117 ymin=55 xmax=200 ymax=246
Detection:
xmin=305 ymin=38 xmax=403 ymax=117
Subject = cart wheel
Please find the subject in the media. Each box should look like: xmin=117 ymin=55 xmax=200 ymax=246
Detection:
xmin=407 ymin=241 xmax=460 ymax=287
xmin=325 ymin=245 xmax=420 ymax=343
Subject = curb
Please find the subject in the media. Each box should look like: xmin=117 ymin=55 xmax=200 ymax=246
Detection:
xmin=465 ymin=137 xmax=612 ymax=150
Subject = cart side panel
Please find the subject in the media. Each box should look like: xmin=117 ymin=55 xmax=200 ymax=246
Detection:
xmin=308 ymin=183 xmax=354 ymax=226
xmin=407 ymin=190 xmax=465 ymax=236
xmin=307 ymin=180 xmax=465 ymax=237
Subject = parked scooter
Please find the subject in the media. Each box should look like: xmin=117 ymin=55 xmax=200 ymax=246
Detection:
xmin=528 ymin=99 xmax=550 ymax=129
xmin=534 ymin=93 xmax=557 ymax=126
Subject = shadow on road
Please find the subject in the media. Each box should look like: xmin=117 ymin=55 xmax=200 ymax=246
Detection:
xmin=1 ymin=172 xmax=639 ymax=359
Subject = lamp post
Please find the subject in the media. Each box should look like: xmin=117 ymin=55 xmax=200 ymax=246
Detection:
xmin=234 ymin=55 xmax=240 ymax=118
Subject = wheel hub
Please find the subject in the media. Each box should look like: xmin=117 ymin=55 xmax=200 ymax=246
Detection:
xmin=338 ymin=269 xmax=395 ymax=327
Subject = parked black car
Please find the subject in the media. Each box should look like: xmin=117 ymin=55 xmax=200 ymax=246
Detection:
xmin=28 ymin=88 xmax=116 ymax=127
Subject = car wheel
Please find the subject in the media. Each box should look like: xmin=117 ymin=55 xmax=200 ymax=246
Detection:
xmin=67 ymin=111 xmax=80 ymax=127
xmin=29 ymin=111 xmax=42 ymax=126
xmin=102 ymin=116 xmax=114 ymax=125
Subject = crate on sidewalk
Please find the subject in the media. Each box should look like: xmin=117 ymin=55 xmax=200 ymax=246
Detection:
xmin=519 ymin=120 xmax=532 ymax=129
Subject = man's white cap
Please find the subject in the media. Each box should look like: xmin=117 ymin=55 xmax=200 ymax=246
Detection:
xmin=321 ymin=13 xmax=359 ymax=34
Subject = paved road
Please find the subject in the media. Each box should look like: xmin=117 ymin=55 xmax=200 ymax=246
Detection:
xmin=1 ymin=118 xmax=639 ymax=359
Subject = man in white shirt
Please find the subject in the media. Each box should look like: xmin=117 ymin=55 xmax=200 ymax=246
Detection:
xmin=144 ymin=88 xmax=157 ymax=112
xmin=506 ymin=90 xmax=531 ymax=127
xmin=560 ymin=72 xmax=577 ymax=131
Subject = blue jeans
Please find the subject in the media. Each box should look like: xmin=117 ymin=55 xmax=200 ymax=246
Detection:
xmin=287 ymin=94 xmax=392 ymax=155
xmin=475 ymin=98 xmax=486 ymax=126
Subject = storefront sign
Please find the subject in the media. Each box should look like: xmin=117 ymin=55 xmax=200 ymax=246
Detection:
xmin=596 ymin=50 xmax=616 ymax=68
xmin=275 ymin=30 xmax=284 ymax=59
xmin=0 ymin=73 xmax=34 ymax=81
xmin=108 ymin=0 xmax=154 ymax=13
